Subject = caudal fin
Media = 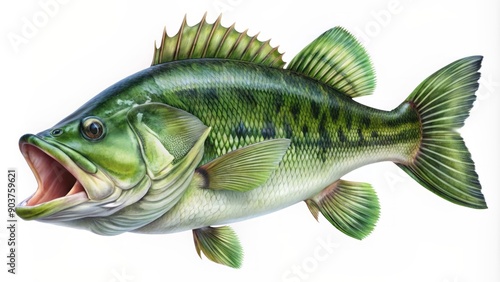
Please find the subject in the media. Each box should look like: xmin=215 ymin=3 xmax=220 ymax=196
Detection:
xmin=397 ymin=56 xmax=486 ymax=209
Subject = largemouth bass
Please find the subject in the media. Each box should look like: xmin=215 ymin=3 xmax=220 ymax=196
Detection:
xmin=16 ymin=15 xmax=485 ymax=268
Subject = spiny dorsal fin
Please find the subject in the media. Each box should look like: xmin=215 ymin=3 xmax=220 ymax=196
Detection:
xmin=287 ymin=27 xmax=376 ymax=98
xmin=152 ymin=14 xmax=285 ymax=68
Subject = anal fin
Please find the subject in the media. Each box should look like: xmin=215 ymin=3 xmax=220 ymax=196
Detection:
xmin=193 ymin=226 xmax=243 ymax=268
xmin=306 ymin=179 xmax=380 ymax=240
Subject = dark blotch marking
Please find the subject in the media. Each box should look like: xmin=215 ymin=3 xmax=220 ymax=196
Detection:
xmin=371 ymin=131 xmax=379 ymax=138
xmin=384 ymin=115 xmax=400 ymax=127
xmin=184 ymin=88 xmax=200 ymax=99
xmin=357 ymin=128 xmax=365 ymax=144
xmin=237 ymin=89 xmax=258 ymax=107
xmin=311 ymin=102 xmax=321 ymax=119
xmin=205 ymin=88 xmax=219 ymax=102
xmin=345 ymin=113 xmax=353 ymax=130
xmin=195 ymin=167 xmax=209 ymax=189
xmin=291 ymin=102 xmax=301 ymax=121
xmin=337 ymin=127 xmax=347 ymax=143
xmin=261 ymin=121 xmax=276 ymax=139
xmin=302 ymin=124 xmax=309 ymax=135
xmin=318 ymin=115 xmax=334 ymax=158
xmin=318 ymin=116 xmax=331 ymax=145
xmin=319 ymin=128 xmax=334 ymax=162
xmin=318 ymin=115 xmax=328 ymax=134
xmin=314 ymin=115 xmax=334 ymax=162
xmin=328 ymin=96 xmax=340 ymax=122
xmin=274 ymin=94 xmax=284 ymax=113
xmin=284 ymin=122 xmax=293 ymax=139
xmin=361 ymin=116 xmax=371 ymax=128
xmin=233 ymin=121 xmax=247 ymax=138
xmin=329 ymin=108 xmax=339 ymax=123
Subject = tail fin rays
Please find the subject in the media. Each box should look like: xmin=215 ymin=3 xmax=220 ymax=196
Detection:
xmin=397 ymin=56 xmax=486 ymax=209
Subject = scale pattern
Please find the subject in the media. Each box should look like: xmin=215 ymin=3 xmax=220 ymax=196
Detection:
xmin=138 ymin=59 xmax=421 ymax=232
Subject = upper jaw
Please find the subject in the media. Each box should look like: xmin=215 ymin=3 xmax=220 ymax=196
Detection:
xmin=16 ymin=134 xmax=114 ymax=220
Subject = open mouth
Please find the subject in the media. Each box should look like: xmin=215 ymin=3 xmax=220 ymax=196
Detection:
xmin=21 ymin=144 xmax=87 ymax=206
xmin=16 ymin=134 xmax=91 ymax=220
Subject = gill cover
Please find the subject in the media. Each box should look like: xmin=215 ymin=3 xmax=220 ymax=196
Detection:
xmin=127 ymin=103 xmax=209 ymax=178
xmin=76 ymin=103 xmax=211 ymax=235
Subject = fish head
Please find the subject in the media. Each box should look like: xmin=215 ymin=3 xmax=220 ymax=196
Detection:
xmin=16 ymin=67 xmax=210 ymax=234
xmin=16 ymin=99 xmax=151 ymax=224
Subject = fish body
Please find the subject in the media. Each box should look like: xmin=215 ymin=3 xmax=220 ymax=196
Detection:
xmin=16 ymin=15 xmax=485 ymax=268
xmin=119 ymin=58 xmax=419 ymax=233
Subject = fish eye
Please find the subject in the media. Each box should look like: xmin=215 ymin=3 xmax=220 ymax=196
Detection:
xmin=81 ymin=117 xmax=105 ymax=141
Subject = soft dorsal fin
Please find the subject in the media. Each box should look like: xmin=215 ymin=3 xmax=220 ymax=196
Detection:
xmin=152 ymin=14 xmax=285 ymax=68
xmin=287 ymin=27 xmax=376 ymax=98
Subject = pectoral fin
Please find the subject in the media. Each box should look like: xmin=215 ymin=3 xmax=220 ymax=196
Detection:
xmin=193 ymin=226 xmax=243 ymax=268
xmin=306 ymin=179 xmax=380 ymax=240
xmin=195 ymin=139 xmax=290 ymax=192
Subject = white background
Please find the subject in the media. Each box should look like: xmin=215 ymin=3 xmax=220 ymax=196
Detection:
xmin=1 ymin=0 xmax=499 ymax=281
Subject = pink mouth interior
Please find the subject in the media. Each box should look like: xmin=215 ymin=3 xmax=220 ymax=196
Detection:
xmin=22 ymin=144 xmax=86 ymax=206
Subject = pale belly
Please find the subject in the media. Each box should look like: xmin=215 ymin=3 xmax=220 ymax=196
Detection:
xmin=133 ymin=146 xmax=397 ymax=234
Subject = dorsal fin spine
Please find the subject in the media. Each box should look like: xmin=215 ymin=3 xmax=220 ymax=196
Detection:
xmin=250 ymin=37 xmax=267 ymax=62
xmin=237 ymin=30 xmax=254 ymax=59
xmin=189 ymin=14 xmax=205 ymax=58
xmin=270 ymin=52 xmax=283 ymax=66
xmin=215 ymin=22 xmax=234 ymax=57
xmin=199 ymin=16 xmax=215 ymax=57
xmin=226 ymin=26 xmax=244 ymax=58
xmin=174 ymin=16 xmax=187 ymax=60
xmin=158 ymin=28 xmax=167 ymax=62
xmin=260 ymin=40 xmax=275 ymax=63
xmin=208 ymin=15 xmax=223 ymax=57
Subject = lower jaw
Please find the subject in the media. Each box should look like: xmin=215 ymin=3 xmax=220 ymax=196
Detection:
xmin=16 ymin=191 xmax=89 ymax=220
